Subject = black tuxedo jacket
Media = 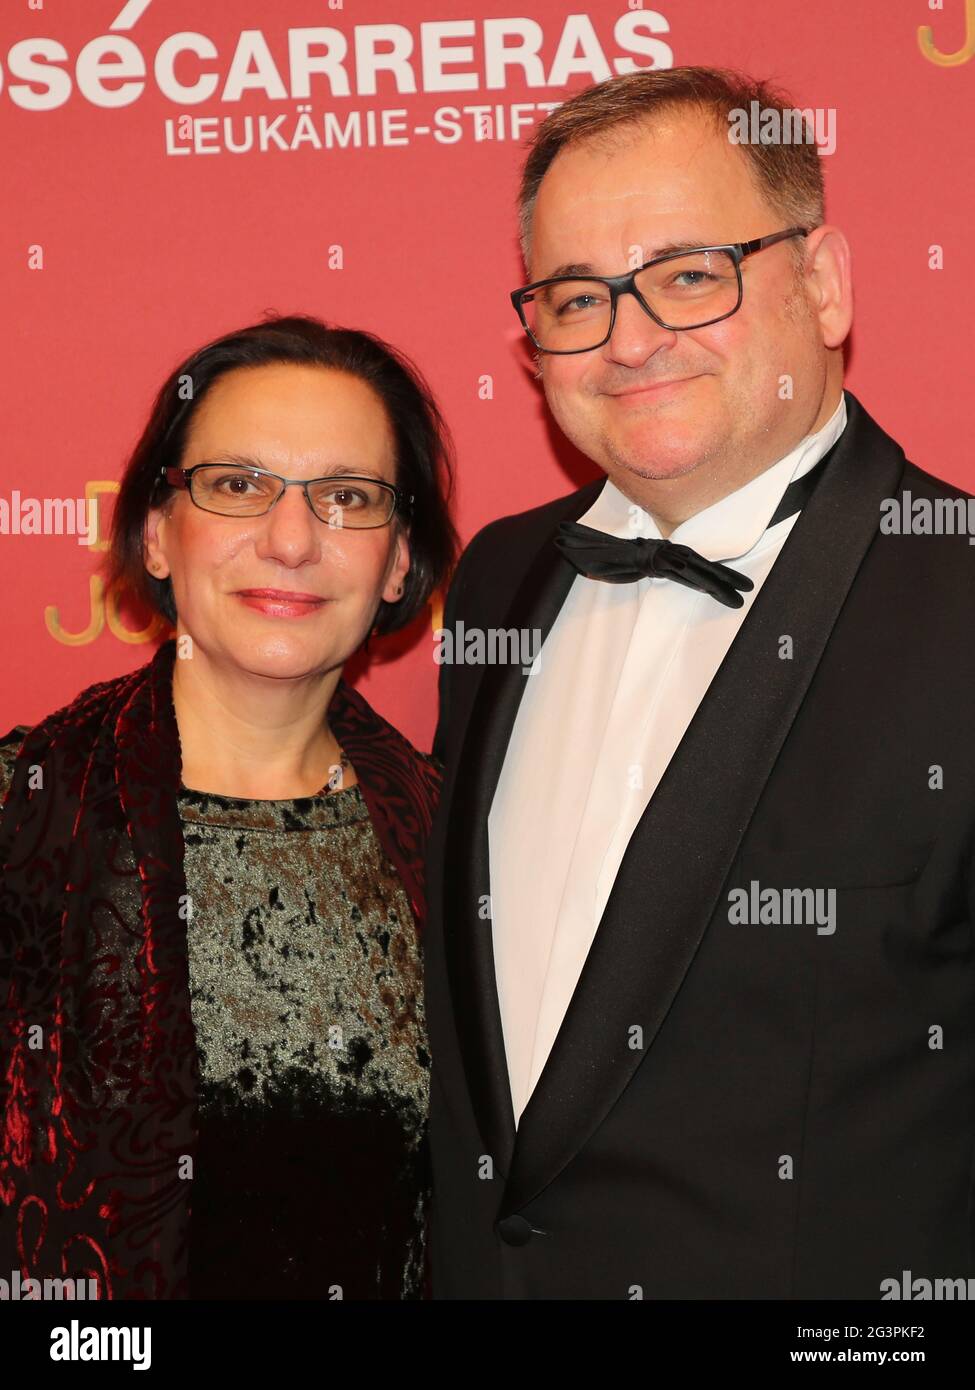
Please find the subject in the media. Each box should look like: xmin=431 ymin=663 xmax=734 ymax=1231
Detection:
xmin=424 ymin=390 xmax=975 ymax=1299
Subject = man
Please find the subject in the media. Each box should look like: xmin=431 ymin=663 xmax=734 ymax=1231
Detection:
xmin=424 ymin=66 xmax=975 ymax=1299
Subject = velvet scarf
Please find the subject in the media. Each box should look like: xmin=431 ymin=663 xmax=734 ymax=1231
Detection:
xmin=0 ymin=639 xmax=440 ymax=1298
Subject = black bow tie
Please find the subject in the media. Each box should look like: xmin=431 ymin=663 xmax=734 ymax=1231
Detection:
xmin=554 ymin=449 xmax=832 ymax=610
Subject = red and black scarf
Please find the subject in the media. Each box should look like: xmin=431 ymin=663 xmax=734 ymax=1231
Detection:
xmin=0 ymin=639 xmax=440 ymax=1298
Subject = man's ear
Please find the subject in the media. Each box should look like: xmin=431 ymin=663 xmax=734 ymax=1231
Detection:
xmin=382 ymin=526 xmax=411 ymax=602
xmin=143 ymin=504 xmax=172 ymax=580
xmin=803 ymin=224 xmax=853 ymax=351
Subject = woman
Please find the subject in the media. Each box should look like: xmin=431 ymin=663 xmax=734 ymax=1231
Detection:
xmin=0 ymin=314 xmax=457 ymax=1299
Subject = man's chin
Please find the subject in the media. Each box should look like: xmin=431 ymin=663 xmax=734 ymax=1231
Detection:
xmin=598 ymin=405 xmax=710 ymax=468
xmin=604 ymin=442 xmax=710 ymax=485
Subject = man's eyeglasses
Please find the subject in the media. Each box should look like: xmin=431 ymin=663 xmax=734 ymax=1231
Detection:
xmin=161 ymin=464 xmax=413 ymax=529
xmin=510 ymin=227 xmax=811 ymax=354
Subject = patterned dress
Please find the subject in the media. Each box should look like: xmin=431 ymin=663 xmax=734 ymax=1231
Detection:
xmin=0 ymin=729 xmax=431 ymax=1300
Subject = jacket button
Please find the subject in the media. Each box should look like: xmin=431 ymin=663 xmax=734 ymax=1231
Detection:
xmin=496 ymin=1214 xmax=533 ymax=1246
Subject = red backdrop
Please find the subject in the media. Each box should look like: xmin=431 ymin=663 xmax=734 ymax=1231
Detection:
xmin=2 ymin=0 xmax=973 ymax=748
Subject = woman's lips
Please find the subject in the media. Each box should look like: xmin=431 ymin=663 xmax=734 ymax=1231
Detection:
xmin=235 ymin=589 xmax=328 ymax=618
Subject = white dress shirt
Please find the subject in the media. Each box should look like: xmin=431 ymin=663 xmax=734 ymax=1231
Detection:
xmin=488 ymin=395 xmax=848 ymax=1125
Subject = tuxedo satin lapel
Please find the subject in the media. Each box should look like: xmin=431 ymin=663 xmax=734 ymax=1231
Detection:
xmin=500 ymin=391 xmax=906 ymax=1217
xmin=443 ymin=480 xmax=605 ymax=1178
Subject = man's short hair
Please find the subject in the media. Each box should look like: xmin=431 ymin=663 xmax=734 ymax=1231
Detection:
xmin=518 ymin=65 xmax=826 ymax=278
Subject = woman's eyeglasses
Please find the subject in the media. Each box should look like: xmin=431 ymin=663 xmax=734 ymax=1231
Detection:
xmin=161 ymin=464 xmax=412 ymax=529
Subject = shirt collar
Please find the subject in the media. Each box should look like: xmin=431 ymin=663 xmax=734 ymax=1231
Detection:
xmin=577 ymin=392 xmax=848 ymax=563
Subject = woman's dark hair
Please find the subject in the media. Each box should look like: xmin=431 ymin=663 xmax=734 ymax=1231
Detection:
xmin=105 ymin=313 xmax=458 ymax=637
